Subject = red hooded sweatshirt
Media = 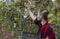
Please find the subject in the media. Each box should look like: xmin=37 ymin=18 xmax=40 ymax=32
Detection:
xmin=34 ymin=18 xmax=55 ymax=39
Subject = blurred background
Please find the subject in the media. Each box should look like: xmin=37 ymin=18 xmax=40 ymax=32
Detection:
xmin=0 ymin=0 xmax=60 ymax=39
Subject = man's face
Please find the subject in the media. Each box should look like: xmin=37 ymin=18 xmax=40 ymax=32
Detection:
xmin=38 ymin=12 xmax=43 ymax=20
xmin=39 ymin=13 xmax=43 ymax=20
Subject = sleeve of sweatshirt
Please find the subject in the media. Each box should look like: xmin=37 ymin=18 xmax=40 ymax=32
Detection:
xmin=34 ymin=18 xmax=42 ymax=27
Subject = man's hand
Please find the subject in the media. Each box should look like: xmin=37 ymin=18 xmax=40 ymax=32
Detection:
xmin=42 ymin=36 xmax=49 ymax=39
xmin=45 ymin=37 xmax=49 ymax=39
xmin=24 ymin=1 xmax=36 ymax=21
xmin=24 ymin=0 xmax=30 ymax=8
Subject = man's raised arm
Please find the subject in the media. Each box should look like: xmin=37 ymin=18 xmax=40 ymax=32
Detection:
xmin=27 ymin=8 xmax=36 ymax=20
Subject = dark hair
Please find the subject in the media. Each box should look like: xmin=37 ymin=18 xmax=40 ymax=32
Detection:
xmin=40 ymin=8 xmax=49 ymax=21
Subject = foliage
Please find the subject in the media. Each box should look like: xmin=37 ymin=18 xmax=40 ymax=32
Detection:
xmin=0 ymin=0 xmax=60 ymax=39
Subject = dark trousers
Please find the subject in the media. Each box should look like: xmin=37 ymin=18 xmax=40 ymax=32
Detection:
xmin=36 ymin=33 xmax=41 ymax=39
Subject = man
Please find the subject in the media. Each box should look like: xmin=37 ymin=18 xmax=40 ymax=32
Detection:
xmin=26 ymin=7 xmax=55 ymax=39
